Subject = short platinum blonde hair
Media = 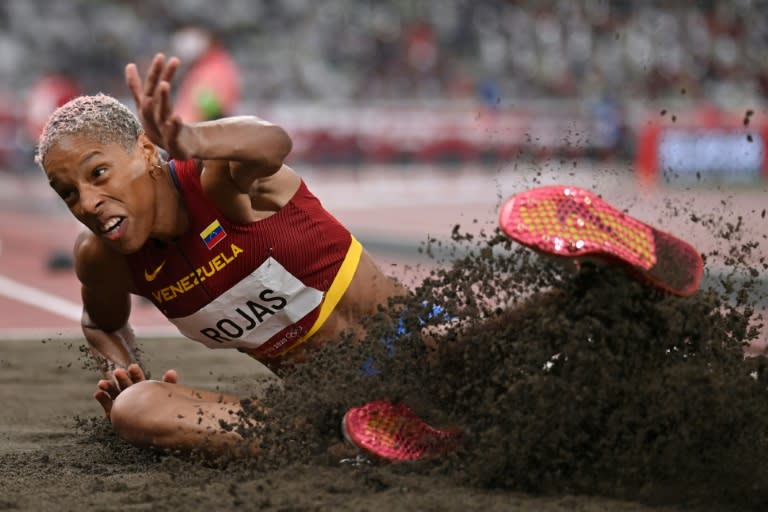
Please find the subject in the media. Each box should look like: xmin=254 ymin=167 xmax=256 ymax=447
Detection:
xmin=35 ymin=94 xmax=144 ymax=168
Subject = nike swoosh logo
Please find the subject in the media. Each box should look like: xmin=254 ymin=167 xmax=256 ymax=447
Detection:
xmin=144 ymin=260 xmax=166 ymax=282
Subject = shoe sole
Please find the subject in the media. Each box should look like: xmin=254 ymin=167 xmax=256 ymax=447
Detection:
xmin=498 ymin=185 xmax=703 ymax=296
xmin=342 ymin=400 xmax=461 ymax=461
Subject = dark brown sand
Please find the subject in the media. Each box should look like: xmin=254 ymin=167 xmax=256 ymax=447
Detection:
xmin=0 ymin=336 xmax=681 ymax=512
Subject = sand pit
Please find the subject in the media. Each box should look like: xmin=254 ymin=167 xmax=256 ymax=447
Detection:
xmin=0 ymin=335 xmax=688 ymax=512
xmin=1 ymin=167 xmax=767 ymax=511
xmin=2 ymin=240 xmax=767 ymax=511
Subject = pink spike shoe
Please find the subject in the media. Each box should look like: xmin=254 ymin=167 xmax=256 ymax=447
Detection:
xmin=342 ymin=400 xmax=462 ymax=461
xmin=498 ymin=185 xmax=703 ymax=297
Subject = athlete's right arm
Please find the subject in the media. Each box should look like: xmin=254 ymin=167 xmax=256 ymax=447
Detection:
xmin=74 ymin=231 xmax=140 ymax=377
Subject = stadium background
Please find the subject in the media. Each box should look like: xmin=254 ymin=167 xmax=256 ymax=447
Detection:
xmin=0 ymin=1 xmax=767 ymax=511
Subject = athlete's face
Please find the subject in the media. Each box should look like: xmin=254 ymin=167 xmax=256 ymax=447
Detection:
xmin=44 ymin=132 xmax=158 ymax=254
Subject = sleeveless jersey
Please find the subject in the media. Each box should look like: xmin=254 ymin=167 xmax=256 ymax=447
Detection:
xmin=125 ymin=159 xmax=362 ymax=358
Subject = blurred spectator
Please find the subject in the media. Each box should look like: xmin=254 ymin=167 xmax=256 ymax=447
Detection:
xmin=170 ymin=26 xmax=241 ymax=123
xmin=591 ymin=94 xmax=630 ymax=159
xmin=0 ymin=91 xmax=20 ymax=171
xmin=0 ymin=0 xmax=765 ymax=107
xmin=0 ymin=0 xmax=765 ymax=171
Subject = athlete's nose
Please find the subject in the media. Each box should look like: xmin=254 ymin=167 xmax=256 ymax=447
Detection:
xmin=78 ymin=184 xmax=105 ymax=215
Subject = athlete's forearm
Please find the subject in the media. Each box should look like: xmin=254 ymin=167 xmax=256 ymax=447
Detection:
xmin=83 ymin=323 xmax=141 ymax=377
xmin=183 ymin=116 xmax=292 ymax=167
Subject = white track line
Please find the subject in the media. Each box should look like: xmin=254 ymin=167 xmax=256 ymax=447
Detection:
xmin=0 ymin=326 xmax=181 ymax=342
xmin=0 ymin=275 xmax=183 ymax=341
xmin=0 ymin=274 xmax=82 ymax=321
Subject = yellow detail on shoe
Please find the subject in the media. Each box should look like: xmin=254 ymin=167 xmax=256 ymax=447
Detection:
xmin=519 ymin=195 xmax=657 ymax=270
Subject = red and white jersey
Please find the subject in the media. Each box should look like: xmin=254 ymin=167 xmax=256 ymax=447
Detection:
xmin=126 ymin=159 xmax=359 ymax=358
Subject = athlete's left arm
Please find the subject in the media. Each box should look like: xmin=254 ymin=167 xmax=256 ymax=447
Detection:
xmin=183 ymin=116 xmax=293 ymax=192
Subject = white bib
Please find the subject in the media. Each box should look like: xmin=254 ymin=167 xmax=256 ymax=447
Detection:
xmin=169 ymin=257 xmax=323 ymax=350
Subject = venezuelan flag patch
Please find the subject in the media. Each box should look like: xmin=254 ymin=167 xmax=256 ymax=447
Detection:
xmin=200 ymin=219 xmax=227 ymax=250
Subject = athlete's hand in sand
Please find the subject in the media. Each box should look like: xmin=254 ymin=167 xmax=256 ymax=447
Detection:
xmin=94 ymin=363 xmax=178 ymax=420
xmin=125 ymin=52 xmax=197 ymax=160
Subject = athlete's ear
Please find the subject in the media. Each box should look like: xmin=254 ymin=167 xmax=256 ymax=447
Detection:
xmin=137 ymin=132 xmax=160 ymax=167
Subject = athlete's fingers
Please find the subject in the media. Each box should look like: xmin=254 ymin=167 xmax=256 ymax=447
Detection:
xmin=94 ymin=390 xmax=113 ymax=418
xmin=113 ymin=367 xmax=134 ymax=391
xmin=97 ymin=378 xmax=119 ymax=399
xmin=127 ymin=363 xmax=146 ymax=383
xmin=143 ymin=53 xmax=165 ymax=98
xmin=158 ymin=81 xmax=173 ymax=124
xmin=125 ymin=63 xmax=143 ymax=106
xmin=140 ymin=83 xmax=160 ymax=127
xmin=159 ymin=56 xmax=180 ymax=88
xmin=150 ymin=82 xmax=167 ymax=135
xmin=162 ymin=369 xmax=178 ymax=384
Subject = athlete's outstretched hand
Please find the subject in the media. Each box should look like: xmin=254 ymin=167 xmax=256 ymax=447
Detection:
xmin=125 ymin=52 xmax=196 ymax=159
xmin=94 ymin=363 xmax=178 ymax=421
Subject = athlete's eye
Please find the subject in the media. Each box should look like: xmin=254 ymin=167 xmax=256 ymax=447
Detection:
xmin=91 ymin=167 xmax=107 ymax=178
xmin=58 ymin=188 xmax=77 ymax=204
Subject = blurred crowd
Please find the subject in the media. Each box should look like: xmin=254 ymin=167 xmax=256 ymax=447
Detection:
xmin=0 ymin=0 xmax=765 ymax=171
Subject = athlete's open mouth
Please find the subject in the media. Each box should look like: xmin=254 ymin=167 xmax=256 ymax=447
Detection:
xmin=100 ymin=216 xmax=125 ymax=235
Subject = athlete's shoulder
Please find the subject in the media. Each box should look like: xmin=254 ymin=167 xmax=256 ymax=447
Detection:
xmin=73 ymin=231 xmax=132 ymax=291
